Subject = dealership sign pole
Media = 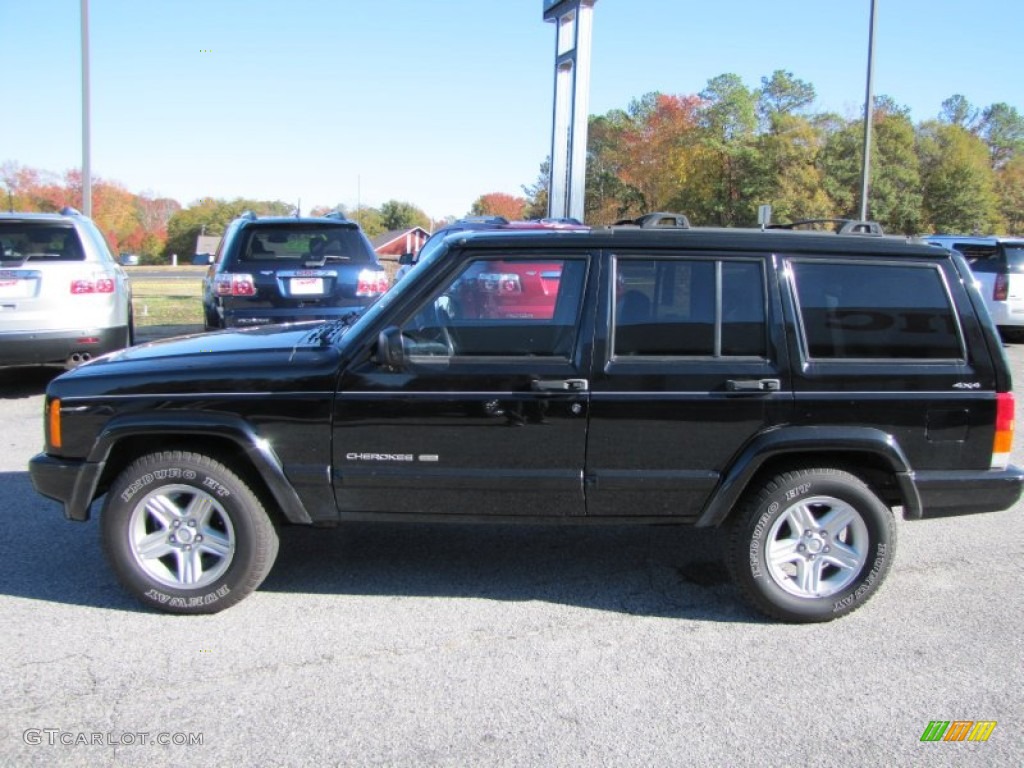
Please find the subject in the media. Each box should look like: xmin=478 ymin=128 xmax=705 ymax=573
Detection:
xmin=544 ymin=0 xmax=597 ymax=224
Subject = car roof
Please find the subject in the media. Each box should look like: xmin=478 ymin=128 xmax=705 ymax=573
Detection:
xmin=0 ymin=211 xmax=80 ymax=223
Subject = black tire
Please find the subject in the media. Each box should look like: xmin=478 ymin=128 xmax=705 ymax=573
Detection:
xmin=726 ymin=467 xmax=895 ymax=623
xmin=126 ymin=305 xmax=135 ymax=346
xmin=101 ymin=451 xmax=279 ymax=614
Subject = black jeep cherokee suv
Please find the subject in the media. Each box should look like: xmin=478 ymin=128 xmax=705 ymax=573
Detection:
xmin=29 ymin=220 xmax=1023 ymax=621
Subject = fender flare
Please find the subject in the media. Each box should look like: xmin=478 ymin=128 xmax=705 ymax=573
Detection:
xmin=695 ymin=425 xmax=921 ymax=527
xmin=78 ymin=411 xmax=313 ymax=524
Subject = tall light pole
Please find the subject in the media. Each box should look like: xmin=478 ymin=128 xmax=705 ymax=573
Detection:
xmin=544 ymin=0 xmax=596 ymax=223
xmin=80 ymin=0 xmax=92 ymax=216
xmin=858 ymin=0 xmax=878 ymax=222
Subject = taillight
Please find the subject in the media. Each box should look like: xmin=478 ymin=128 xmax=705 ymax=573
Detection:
xmin=479 ymin=273 xmax=523 ymax=294
xmin=71 ymin=275 xmax=116 ymax=294
xmin=214 ymin=273 xmax=256 ymax=297
xmin=48 ymin=398 xmax=62 ymax=450
xmin=994 ymin=273 xmax=1009 ymax=301
xmin=356 ymin=269 xmax=388 ymax=297
xmin=993 ymin=392 xmax=1014 ymax=469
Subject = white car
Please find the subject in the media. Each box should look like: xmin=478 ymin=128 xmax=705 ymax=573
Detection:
xmin=0 ymin=208 xmax=133 ymax=368
xmin=926 ymin=235 xmax=1024 ymax=337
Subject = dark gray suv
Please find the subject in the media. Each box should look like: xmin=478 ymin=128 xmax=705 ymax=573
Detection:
xmin=201 ymin=212 xmax=388 ymax=330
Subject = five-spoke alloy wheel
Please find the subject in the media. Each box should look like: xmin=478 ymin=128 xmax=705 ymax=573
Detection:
xmin=102 ymin=451 xmax=279 ymax=614
xmin=727 ymin=467 xmax=895 ymax=623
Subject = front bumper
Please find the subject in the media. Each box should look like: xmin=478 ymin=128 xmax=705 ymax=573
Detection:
xmin=28 ymin=453 xmax=105 ymax=521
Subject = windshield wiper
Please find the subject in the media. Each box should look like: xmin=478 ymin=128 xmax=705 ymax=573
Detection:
xmin=302 ymin=311 xmax=363 ymax=347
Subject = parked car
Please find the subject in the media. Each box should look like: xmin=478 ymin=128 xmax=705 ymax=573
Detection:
xmin=118 ymin=253 xmax=140 ymax=267
xmin=925 ymin=235 xmax=1024 ymax=338
xmin=201 ymin=211 xmax=388 ymax=330
xmin=0 ymin=208 xmax=133 ymax=368
xmin=29 ymin=216 xmax=1022 ymax=620
xmin=394 ymin=216 xmax=587 ymax=283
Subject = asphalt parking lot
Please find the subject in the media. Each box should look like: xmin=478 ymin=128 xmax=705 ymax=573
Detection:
xmin=0 ymin=348 xmax=1021 ymax=767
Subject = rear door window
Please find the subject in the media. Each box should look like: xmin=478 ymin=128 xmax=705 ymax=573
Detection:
xmin=612 ymin=257 xmax=767 ymax=358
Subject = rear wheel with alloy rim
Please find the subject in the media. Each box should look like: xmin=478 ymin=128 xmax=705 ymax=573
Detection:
xmin=726 ymin=467 xmax=895 ymax=623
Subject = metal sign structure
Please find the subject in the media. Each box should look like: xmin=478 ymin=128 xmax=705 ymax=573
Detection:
xmin=543 ymin=0 xmax=597 ymax=223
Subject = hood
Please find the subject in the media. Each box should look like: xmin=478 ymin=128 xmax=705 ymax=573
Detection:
xmin=52 ymin=322 xmax=349 ymax=397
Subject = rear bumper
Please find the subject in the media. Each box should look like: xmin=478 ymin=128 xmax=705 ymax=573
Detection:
xmin=912 ymin=465 xmax=1024 ymax=519
xmin=0 ymin=326 xmax=126 ymax=367
xmin=222 ymin=304 xmax=370 ymax=328
xmin=28 ymin=453 xmax=104 ymax=521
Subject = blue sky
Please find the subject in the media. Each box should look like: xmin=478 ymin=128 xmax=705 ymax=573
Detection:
xmin=2 ymin=0 xmax=1021 ymax=220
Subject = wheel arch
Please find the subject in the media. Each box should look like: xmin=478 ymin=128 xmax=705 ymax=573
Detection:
xmin=85 ymin=413 xmax=313 ymax=525
xmin=695 ymin=426 xmax=921 ymax=528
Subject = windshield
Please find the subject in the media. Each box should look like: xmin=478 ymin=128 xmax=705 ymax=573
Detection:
xmin=345 ymin=236 xmax=453 ymax=339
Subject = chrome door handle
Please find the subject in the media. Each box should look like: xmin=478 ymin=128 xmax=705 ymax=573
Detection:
xmin=532 ymin=378 xmax=589 ymax=392
xmin=727 ymin=378 xmax=780 ymax=392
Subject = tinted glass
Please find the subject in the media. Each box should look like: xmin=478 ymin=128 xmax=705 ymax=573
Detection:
xmin=400 ymin=257 xmax=586 ymax=358
xmin=1004 ymin=246 xmax=1024 ymax=272
xmin=613 ymin=258 xmax=766 ymax=358
xmin=0 ymin=224 xmax=83 ymax=262
xmin=237 ymin=227 xmax=374 ymax=264
xmin=792 ymin=261 xmax=962 ymax=360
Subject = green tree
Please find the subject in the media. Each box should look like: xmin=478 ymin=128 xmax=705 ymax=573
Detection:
xmin=693 ymin=74 xmax=760 ymax=225
xmin=867 ymin=104 xmax=925 ymax=234
xmin=753 ymin=114 xmax=831 ymax=224
xmin=996 ymin=156 xmax=1024 ymax=234
xmin=378 ymin=200 xmax=430 ymax=232
xmin=757 ymin=70 xmax=816 ymax=131
xmin=939 ymin=94 xmax=978 ymax=129
xmin=918 ymin=121 xmax=1001 ymax=232
xmin=978 ymin=103 xmax=1024 ymax=169
xmin=522 ymin=159 xmax=550 ymax=220
xmin=164 ymin=198 xmax=291 ymax=261
xmin=350 ymin=206 xmax=385 ymax=237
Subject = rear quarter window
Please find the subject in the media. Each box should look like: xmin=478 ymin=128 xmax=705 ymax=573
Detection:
xmin=790 ymin=260 xmax=963 ymax=360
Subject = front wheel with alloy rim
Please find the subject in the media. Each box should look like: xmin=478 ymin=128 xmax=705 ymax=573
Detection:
xmin=101 ymin=451 xmax=279 ymax=614
xmin=726 ymin=467 xmax=895 ymax=623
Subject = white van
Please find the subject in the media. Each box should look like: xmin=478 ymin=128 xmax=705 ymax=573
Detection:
xmin=926 ymin=235 xmax=1024 ymax=337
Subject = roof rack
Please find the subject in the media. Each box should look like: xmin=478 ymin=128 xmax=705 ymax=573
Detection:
xmin=768 ymin=218 xmax=885 ymax=236
xmin=613 ymin=212 xmax=691 ymax=229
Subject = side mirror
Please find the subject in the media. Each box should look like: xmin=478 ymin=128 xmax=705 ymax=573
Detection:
xmin=398 ymin=252 xmax=415 ymax=266
xmin=376 ymin=326 xmax=406 ymax=369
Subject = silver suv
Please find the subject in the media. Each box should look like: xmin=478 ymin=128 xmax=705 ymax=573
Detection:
xmin=0 ymin=208 xmax=133 ymax=368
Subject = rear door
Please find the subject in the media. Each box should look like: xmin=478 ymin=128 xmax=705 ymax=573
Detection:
xmin=586 ymin=250 xmax=793 ymax=520
xmin=332 ymin=247 xmax=595 ymax=518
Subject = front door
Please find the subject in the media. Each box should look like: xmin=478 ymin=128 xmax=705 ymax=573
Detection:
xmin=332 ymin=251 xmax=594 ymax=518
